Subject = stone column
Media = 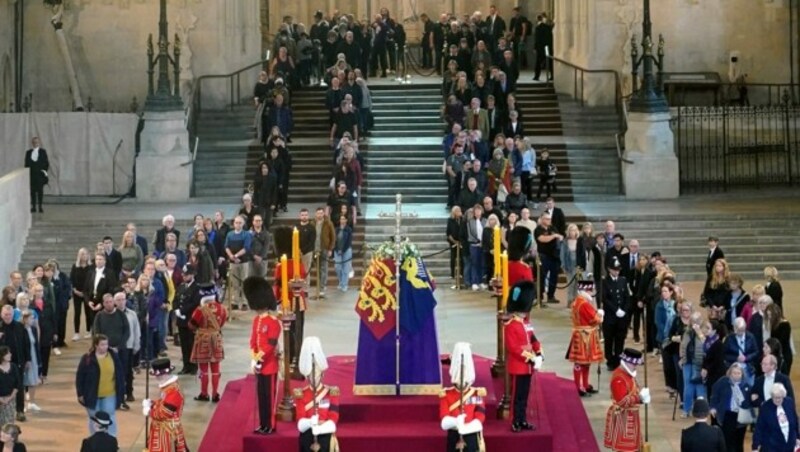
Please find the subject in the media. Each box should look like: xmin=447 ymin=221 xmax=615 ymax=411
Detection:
xmin=622 ymin=111 xmax=679 ymax=199
xmin=135 ymin=111 xmax=192 ymax=201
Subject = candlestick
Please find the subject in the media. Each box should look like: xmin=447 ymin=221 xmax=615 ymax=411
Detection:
xmin=501 ymin=251 xmax=509 ymax=308
xmin=493 ymin=225 xmax=501 ymax=278
xmin=292 ymin=227 xmax=300 ymax=278
xmin=280 ymin=254 xmax=289 ymax=311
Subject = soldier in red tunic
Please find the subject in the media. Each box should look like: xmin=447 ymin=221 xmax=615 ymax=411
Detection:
xmin=507 ymin=227 xmax=534 ymax=288
xmin=272 ymin=226 xmax=308 ymax=374
xmin=504 ymin=280 xmax=543 ymax=432
xmin=295 ymin=336 xmax=340 ymax=452
xmin=567 ymin=280 xmax=605 ymax=397
xmin=439 ymin=342 xmax=486 ymax=452
xmin=244 ymin=276 xmax=282 ymax=435
xmin=188 ymin=283 xmax=228 ymax=402
xmin=142 ymin=357 xmax=188 ymax=452
xmin=603 ymin=348 xmax=650 ymax=452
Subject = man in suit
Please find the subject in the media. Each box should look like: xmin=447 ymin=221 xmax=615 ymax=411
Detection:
xmin=752 ymin=382 xmax=799 ymax=452
xmin=606 ymin=233 xmax=631 ymax=275
xmin=102 ymin=236 xmax=123 ymax=277
xmin=499 ymin=50 xmax=520 ymax=84
xmin=680 ymin=397 xmax=726 ymax=452
xmin=126 ymin=223 xmax=149 ymax=256
xmin=751 ymin=354 xmax=795 ymax=407
xmin=465 ymin=97 xmax=490 ymax=140
xmin=504 ymin=110 xmax=525 ymax=138
xmin=484 ymin=5 xmax=506 ymax=50
xmin=485 ymin=95 xmax=501 ymax=142
xmin=603 ymin=257 xmax=630 ymax=370
xmin=81 ymin=411 xmax=118 ymax=451
xmin=723 ymin=317 xmax=760 ymax=386
xmin=533 ymin=14 xmax=554 ymax=81
xmin=543 ymin=197 xmax=566 ymax=236
xmin=84 ymin=253 xmax=118 ymax=329
xmin=24 ymin=136 xmax=49 ymax=213
xmin=705 ymin=236 xmax=725 ymax=286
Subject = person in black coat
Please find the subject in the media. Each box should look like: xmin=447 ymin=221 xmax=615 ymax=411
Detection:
xmin=84 ymin=254 xmax=119 ymax=330
xmin=174 ymin=268 xmax=200 ymax=375
xmin=80 ymin=411 xmax=118 ymax=452
xmin=75 ymin=335 xmax=125 ymax=437
xmin=533 ymin=15 xmax=554 ymax=81
xmin=751 ymin=354 xmax=795 ymax=408
xmin=101 ymin=237 xmax=123 ymax=278
xmin=764 ymin=266 xmax=783 ymax=311
xmin=446 ymin=207 xmax=465 ymax=283
xmin=752 ymin=383 xmax=799 ymax=452
xmin=24 ymin=136 xmax=49 ymax=213
xmin=543 ymin=198 xmax=566 ymax=236
xmin=680 ymin=397 xmax=727 ymax=452
xmin=603 ymin=258 xmax=630 ymax=370
xmin=0 ymin=307 xmax=30 ymax=421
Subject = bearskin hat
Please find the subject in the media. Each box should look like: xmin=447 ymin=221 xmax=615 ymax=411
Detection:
xmin=243 ymin=276 xmax=276 ymax=311
xmin=507 ymin=227 xmax=532 ymax=261
xmin=506 ymin=280 xmax=536 ymax=313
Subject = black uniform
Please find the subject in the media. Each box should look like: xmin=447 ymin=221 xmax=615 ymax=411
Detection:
xmin=24 ymin=147 xmax=49 ymax=212
xmin=80 ymin=430 xmax=119 ymax=452
xmin=534 ymin=21 xmax=554 ymax=80
xmin=602 ymin=274 xmax=630 ymax=370
xmin=175 ymin=281 xmax=200 ymax=374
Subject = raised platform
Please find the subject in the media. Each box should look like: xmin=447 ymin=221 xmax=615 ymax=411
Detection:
xmin=199 ymin=355 xmax=598 ymax=452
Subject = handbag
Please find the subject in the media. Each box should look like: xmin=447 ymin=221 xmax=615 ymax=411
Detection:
xmin=496 ymin=183 xmax=509 ymax=203
xmin=736 ymin=407 xmax=755 ymax=424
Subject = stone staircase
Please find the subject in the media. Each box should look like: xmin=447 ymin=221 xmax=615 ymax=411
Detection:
xmin=19 ymin=215 xmax=366 ymax=288
xmin=558 ymin=96 xmax=623 ymax=200
xmin=193 ymin=88 xmax=331 ymax=203
xmin=585 ymin=214 xmax=800 ymax=281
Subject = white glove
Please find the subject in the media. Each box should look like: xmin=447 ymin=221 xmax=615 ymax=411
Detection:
xmin=311 ymin=414 xmax=320 ymax=426
xmin=533 ymin=355 xmax=543 ymax=370
xmin=456 ymin=413 xmax=467 ymax=428
xmin=142 ymin=399 xmax=152 ymax=416
xmin=250 ymin=359 xmax=258 ymax=372
xmin=440 ymin=415 xmax=458 ymax=430
xmin=597 ymin=309 xmax=605 ymax=319
xmin=297 ymin=417 xmax=313 ymax=433
xmin=312 ymin=420 xmax=336 ymax=436
xmin=458 ymin=419 xmax=484 ymax=435
xmin=615 ymin=308 xmax=625 ymax=318
xmin=173 ymin=309 xmax=185 ymax=320
xmin=639 ymin=387 xmax=651 ymax=405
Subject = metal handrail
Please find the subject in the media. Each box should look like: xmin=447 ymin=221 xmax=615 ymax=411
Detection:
xmin=546 ymin=52 xmax=631 ymax=195
xmin=186 ymin=59 xmax=269 ymax=143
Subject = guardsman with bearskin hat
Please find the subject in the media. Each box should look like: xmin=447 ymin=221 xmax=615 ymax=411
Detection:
xmin=143 ymin=357 xmax=188 ymax=452
xmin=244 ymin=276 xmax=282 ymax=435
xmin=295 ymin=336 xmax=340 ymax=452
xmin=604 ymin=348 xmax=650 ymax=452
xmin=440 ymin=342 xmax=487 ymax=452
xmin=504 ymin=280 xmax=543 ymax=432
xmin=506 ymin=226 xmax=534 ymax=288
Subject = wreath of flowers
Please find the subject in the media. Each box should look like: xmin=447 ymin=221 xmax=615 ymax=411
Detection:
xmin=372 ymin=239 xmax=421 ymax=262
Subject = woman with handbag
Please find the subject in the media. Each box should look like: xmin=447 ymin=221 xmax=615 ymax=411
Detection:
xmin=679 ymin=311 xmax=708 ymax=418
xmin=710 ymin=362 xmax=753 ymax=452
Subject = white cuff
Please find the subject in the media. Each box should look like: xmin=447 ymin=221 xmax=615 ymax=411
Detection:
xmin=533 ymin=355 xmax=544 ymax=370
xmin=312 ymin=420 xmax=336 ymax=436
xmin=297 ymin=418 xmax=313 ymax=433
xmin=441 ymin=415 xmax=458 ymax=430
xmin=615 ymin=308 xmax=625 ymax=318
xmin=458 ymin=419 xmax=483 ymax=435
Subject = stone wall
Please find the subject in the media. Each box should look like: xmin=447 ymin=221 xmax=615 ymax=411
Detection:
xmin=554 ymin=0 xmax=796 ymax=106
xmin=0 ymin=169 xmax=31 ymax=282
xmin=18 ymin=0 xmax=260 ymax=112
xmin=0 ymin=0 xmax=16 ymax=112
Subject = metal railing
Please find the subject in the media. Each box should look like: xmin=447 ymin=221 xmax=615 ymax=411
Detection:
xmin=546 ymin=53 xmax=631 ymax=194
xmin=711 ymin=83 xmax=800 ymax=107
xmin=186 ymin=59 xmax=269 ymax=142
xmin=674 ymin=103 xmax=800 ymax=193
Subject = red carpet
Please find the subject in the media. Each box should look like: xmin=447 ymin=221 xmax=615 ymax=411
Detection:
xmin=199 ymin=355 xmax=599 ymax=452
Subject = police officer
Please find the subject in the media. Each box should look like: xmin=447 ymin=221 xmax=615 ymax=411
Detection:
xmin=602 ymin=257 xmax=630 ymax=371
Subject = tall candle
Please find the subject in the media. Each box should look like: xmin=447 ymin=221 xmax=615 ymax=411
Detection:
xmin=493 ymin=225 xmax=501 ymax=278
xmin=280 ymin=254 xmax=289 ymax=311
xmin=501 ymin=251 xmax=509 ymax=309
xmin=292 ymin=227 xmax=300 ymax=278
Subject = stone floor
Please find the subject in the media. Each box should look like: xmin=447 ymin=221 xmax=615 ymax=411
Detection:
xmin=19 ymin=275 xmax=800 ymax=451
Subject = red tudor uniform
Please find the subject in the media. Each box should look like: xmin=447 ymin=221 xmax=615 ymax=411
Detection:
xmin=189 ymin=300 xmax=228 ymax=400
xmin=439 ymin=386 xmax=487 ymax=451
xmin=294 ymin=385 xmax=341 ymax=452
xmin=147 ymin=378 xmax=188 ymax=452
xmin=251 ymin=311 xmax=282 ymax=432
xmin=603 ymin=367 xmax=643 ymax=452
xmin=504 ymin=313 xmax=542 ymax=430
xmin=567 ymin=293 xmax=604 ymax=395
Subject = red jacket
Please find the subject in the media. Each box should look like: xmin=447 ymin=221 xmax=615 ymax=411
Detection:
xmin=504 ymin=315 xmax=542 ymax=375
xmin=507 ymin=260 xmax=533 ymax=288
xmin=439 ymin=386 xmax=487 ymax=425
xmin=294 ymin=385 xmax=340 ymax=425
xmin=250 ymin=312 xmax=281 ymax=375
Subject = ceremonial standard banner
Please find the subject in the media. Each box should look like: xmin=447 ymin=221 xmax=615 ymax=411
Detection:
xmin=354 ymin=255 xmax=441 ymax=396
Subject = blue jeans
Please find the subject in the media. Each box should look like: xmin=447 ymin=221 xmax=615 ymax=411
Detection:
xmin=682 ymin=363 xmax=707 ymax=414
xmin=539 ymin=253 xmax=560 ymax=299
xmin=334 ymin=249 xmax=352 ymax=291
xmin=469 ymin=245 xmax=484 ymax=286
xmin=87 ymin=395 xmax=117 ymax=437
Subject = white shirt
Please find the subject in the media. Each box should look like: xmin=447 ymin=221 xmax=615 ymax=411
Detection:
xmin=31 ymin=147 xmax=40 ymax=162
xmin=94 ymin=267 xmax=105 ymax=291
xmin=777 ymin=404 xmax=790 ymax=441
xmin=764 ymin=372 xmax=776 ymax=401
